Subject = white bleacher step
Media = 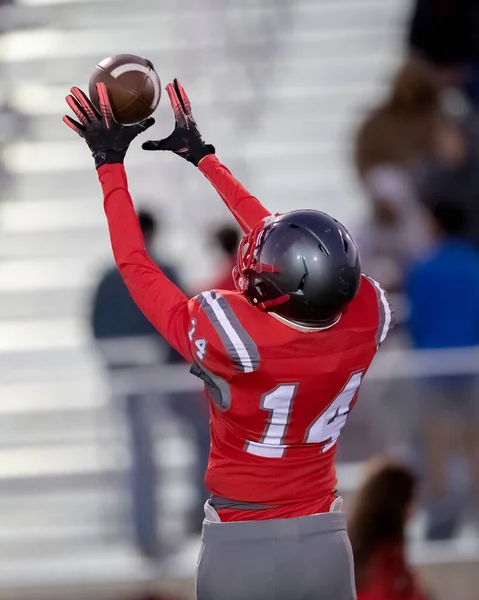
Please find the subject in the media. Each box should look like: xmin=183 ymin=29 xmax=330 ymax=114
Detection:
xmin=40 ymin=0 xmax=405 ymax=32
xmin=0 ymin=519 xmax=186 ymax=561
xmin=1 ymin=197 xmax=106 ymax=232
xmin=0 ymin=487 xmax=120 ymax=515
xmin=0 ymin=459 xmax=192 ymax=501
xmin=0 ymin=544 xmax=158 ymax=593
xmin=17 ymin=0 xmax=402 ymax=9
xmin=0 ymin=192 xmax=364 ymax=269
xmin=0 ymin=288 xmax=88 ymax=320
xmin=0 ymin=347 xmax=99 ymax=384
xmin=8 ymin=53 xmax=396 ymax=114
xmin=28 ymin=107 xmax=365 ymax=145
xmin=62 ymin=0 xmax=404 ymax=32
xmin=0 ymin=490 xmax=188 ymax=540
xmin=0 ymin=173 xmax=359 ymax=235
xmin=0 ymin=317 xmax=86 ymax=352
xmin=0 ymin=11 xmax=399 ymax=63
xmin=9 ymin=80 xmax=387 ymax=117
xmin=0 ymin=231 xmax=108 ymax=267
xmin=0 ymin=411 xmax=116 ymax=447
xmin=19 ymin=0 xmax=383 ymax=11
xmin=0 ymin=526 xmax=128 ymax=559
xmin=0 ymin=503 xmax=126 ymax=539
xmin=0 ymin=436 xmax=193 ymax=479
xmin=1 ymin=48 xmax=396 ymax=87
xmin=6 ymin=161 xmax=358 ymax=211
xmin=4 ymin=139 xmax=348 ymax=174
xmin=0 ymin=379 xmax=106 ymax=414
xmin=0 ymin=405 xmax=190 ymax=448
xmin=0 ymin=443 xmax=126 ymax=480
xmin=0 ymin=465 xmax=125 ymax=494
xmin=0 ymin=352 xmax=200 ymax=391
xmin=1 ymin=27 xmax=401 ymax=70
xmin=0 ymin=257 xmax=102 ymax=292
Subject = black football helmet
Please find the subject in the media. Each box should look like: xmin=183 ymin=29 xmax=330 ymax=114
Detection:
xmin=233 ymin=210 xmax=361 ymax=327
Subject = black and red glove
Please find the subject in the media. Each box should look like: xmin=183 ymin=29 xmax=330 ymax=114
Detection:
xmin=63 ymin=83 xmax=154 ymax=168
xmin=142 ymin=78 xmax=215 ymax=166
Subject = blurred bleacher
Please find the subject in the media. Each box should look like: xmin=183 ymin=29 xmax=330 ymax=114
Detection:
xmin=0 ymin=1 xmax=478 ymax=599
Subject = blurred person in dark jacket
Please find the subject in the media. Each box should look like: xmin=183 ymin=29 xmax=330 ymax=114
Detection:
xmin=349 ymin=459 xmax=429 ymax=600
xmin=92 ymin=209 xmax=209 ymax=555
xmin=419 ymin=118 xmax=479 ymax=249
xmin=354 ymin=57 xmax=442 ymax=291
xmin=93 ymin=210 xmax=181 ymax=346
xmin=406 ymin=200 xmax=479 ymax=539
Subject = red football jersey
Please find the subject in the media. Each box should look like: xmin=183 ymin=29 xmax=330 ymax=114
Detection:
xmin=97 ymin=156 xmax=393 ymax=522
xmin=187 ymin=277 xmax=390 ymax=521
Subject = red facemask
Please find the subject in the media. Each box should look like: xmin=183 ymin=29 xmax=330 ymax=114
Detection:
xmin=232 ymin=215 xmax=289 ymax=310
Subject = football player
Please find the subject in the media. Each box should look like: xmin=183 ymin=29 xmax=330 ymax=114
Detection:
xmin=64 ymin=80 xmax=393 ymax=600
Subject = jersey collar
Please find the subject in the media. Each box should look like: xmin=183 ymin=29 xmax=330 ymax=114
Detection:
xmin=269 ymin=312 xmax=341 ymax=332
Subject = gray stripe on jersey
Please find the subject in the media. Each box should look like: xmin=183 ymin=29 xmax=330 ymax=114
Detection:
xmin=364 ymin=275 xmax=393 ymax=344
xmin=213 ymin=292 xmax=260 ymax=371
xmin=197 ymin=291 xmax=259 ymax=372
xmin=210 ymin=495 xmax=278 ymax=511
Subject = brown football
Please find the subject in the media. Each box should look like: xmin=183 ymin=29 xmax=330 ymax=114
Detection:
xmin=89 ymin=54 xmax=161 ymax=125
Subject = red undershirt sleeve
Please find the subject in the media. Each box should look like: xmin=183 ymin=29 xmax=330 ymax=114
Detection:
xmin=97 ymin=163 xmax=193 ymax=362
xmin=198 ymin=154 xmax=272 ymax=232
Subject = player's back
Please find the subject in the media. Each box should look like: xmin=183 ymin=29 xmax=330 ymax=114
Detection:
xmin=189 ymin=275 xmax=391 ymax=519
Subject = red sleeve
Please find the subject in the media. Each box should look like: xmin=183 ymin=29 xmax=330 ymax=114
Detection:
xmin=198 ymin=154 xmax=271 ymax=233
xmin=97 ymin=163 xmax=192 ymax=362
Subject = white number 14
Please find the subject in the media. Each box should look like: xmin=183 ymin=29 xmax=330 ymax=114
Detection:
xmin=245 ymin=372 xmax=363 ymax=458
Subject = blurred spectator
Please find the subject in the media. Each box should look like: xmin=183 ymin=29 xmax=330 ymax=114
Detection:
xmin=354 ymin=57 xmax=441 ymax=291
xmin=92 ymin=210 xmax=180 ymax=343
xmin=407 ymin=0 xmax=479 ymax=105
xmin=348 ymin=459 xmax=428 ymax=600
xmin=406 ymin=201 xmax=479 ymax=539
xmin=418 ymin=118 xmax=479 ymax=249
xmin=202 ymin=224 xmax=240 ymax=291
xmin=92 ymin=209 xmax=209 ymax=555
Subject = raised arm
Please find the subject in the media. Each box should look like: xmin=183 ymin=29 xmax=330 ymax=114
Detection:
xmin=63 ymin=84 xmax=192 ymax=362
xmin=198 ymin=155 xmax=270 ymax=233
xmin=98 ymin=163 xmax=192 ymax=360
xmin=142 ymin=79 xmax=271 ymax=233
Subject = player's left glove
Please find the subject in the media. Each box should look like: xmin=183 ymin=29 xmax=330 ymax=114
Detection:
xmin=142 ymin=78 xmax=215 ymax=166
xmin=63 ymin=83 xmax=154 ymax=168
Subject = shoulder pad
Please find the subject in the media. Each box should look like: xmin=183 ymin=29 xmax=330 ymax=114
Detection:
xmin=362 ymin=275 xmax=394 ymax=345
xmin=189 ymin=290 xmax=260 ymax=374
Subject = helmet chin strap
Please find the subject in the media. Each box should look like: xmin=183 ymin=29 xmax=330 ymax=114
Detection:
xmin=255 ymin=294 xmax=290 ymax=311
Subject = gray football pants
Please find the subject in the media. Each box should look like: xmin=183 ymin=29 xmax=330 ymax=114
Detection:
xmin=196 ymin=503 xmax=356 ymax=600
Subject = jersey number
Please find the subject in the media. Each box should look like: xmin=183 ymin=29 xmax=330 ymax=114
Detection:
xmin=245 ymin=372 xmax=363 ymax=458
xmin=188 ymin=319 xmax=207 ymax=360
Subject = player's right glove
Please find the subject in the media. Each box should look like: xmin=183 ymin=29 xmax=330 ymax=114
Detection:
xmin=63 ymin=83 xmax=154 ymax=168
xmin=142 ymin=79 xmax=215 ymax=166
